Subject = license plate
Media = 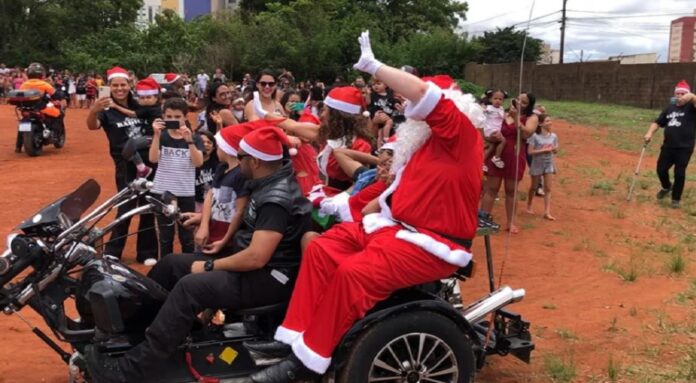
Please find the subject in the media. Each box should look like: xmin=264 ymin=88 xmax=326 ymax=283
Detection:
xmin=18 ymin=122 xmax=32 ymax=132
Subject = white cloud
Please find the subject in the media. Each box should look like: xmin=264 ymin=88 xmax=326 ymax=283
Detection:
xmin=460 ymin=0 xmax=696 ymax=62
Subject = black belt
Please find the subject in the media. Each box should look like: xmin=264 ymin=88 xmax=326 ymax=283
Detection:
xmin=439 ymin=233 xmax=473 ymax=249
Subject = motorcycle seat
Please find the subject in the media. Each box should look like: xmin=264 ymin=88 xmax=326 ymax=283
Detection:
xmin=234 ymin=302 xmax=288 ymax=317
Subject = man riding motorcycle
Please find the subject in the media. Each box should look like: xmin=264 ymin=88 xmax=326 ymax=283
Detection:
xmin=15 ymin=62 xmax=63 ymax=153
xmin=85 ymin=124 xmax=312 ymax=383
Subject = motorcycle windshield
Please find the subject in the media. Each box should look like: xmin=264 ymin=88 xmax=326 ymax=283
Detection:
xmin=17 ymin=179 xmax=101 ymax=231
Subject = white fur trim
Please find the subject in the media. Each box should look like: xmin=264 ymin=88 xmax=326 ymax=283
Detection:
xmin=362 ymin=213 xmax=397 ymax=234
xmin=395 ymin=230 xmax=472 ymax=267
xmin=676 ymin=87 xmax=690 ymax=93
xmin=320 ymin=192 xmax=353 ymax=222
xmin=274 ymin=326 xmax=301 ymax=345
xmin=325 ymin=96 xmax=361 ymax=115
xmin=240 ymin=139 xmax=283 ymax=161
xmin=405 ymin=82 xmax=442 ymax=120
xmin=137 ymin=89 xmax=159 ymax=96
xmin=292 ymin=334 xmax=332 ymax=374
xmin=316 ymin=139 xmax=346 ymax=177
xmin=215 ymin=132 xmax=237 ymax=156
xmin=107 ymin=73 xmax=129 ymax=81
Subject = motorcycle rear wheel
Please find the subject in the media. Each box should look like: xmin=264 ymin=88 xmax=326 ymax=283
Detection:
xmin=338 ymin=311 xmax=476 ymax=383
xmin=23 ymin=130 xmax=43 ymax=157
xmin=53 ymin=125 xmax=66 ymax=148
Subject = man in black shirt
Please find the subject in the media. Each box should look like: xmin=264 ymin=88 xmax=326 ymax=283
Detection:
xmin=644 ymin=80 xmax=696 ymax=209
xmin=85 ymin=125 xmax=312 ymax=383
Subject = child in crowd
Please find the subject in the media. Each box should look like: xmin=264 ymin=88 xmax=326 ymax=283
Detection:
xmin=367 ymin=78 xmax=398 ymax=147
xmin=194 ymin=130 xmax=219 ymax=213
xmin=115 ymin=77 xmax=162 ymax=179
xmin=483 ymin=89 xmax=507 ymax=168
xmin=149 ymin=98 xmax=205 ymax=262
xmin=526 ymin=114 xmax=558 ymax=220
xmin=187 ymin=124 xmax=250 ymax=256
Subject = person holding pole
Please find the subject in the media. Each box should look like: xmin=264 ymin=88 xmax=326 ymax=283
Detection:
xmin=644 ymin=80 xmax=696 ymax=209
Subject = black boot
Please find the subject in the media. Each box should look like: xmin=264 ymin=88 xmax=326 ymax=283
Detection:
xmin=84 ymin=345 xmax=131 ymax=383
xmin=250 ymin=354 xmax=316 ymax=383
xmin=244 ymin=340 xmax=292 ymax=359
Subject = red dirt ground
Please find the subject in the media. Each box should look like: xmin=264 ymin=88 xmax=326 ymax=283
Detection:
xmin=0 ymin=105 xmax=693 ymax=382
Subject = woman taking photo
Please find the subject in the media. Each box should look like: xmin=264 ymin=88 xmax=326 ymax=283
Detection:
xmin=86 ymin=66 xmax=158 ymax=263
xmin=479 ymin=92 xmax=538 ymax=234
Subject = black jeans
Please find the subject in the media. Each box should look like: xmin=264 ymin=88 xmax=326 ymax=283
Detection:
xmin=121 ymin=254 xmax=293 ymax=380
xmin=657 ymin=146 xmax=694 ymax=201
xmin=155 ymin=195 xmax=195 ymax=257
xmin=104 ymin=157 xmax=158 ymax=262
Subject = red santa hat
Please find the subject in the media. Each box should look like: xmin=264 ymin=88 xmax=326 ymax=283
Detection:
xmin=164 ymin=73 xmax=181 ymax=83
xmin=324 ymin=86 xmax=367 ymax=116
xmin=215 ymin=120 xmax=284 ymax=156
xmin=380 ymin=134 xmax=398 ymax=151
xmin=106 ymin=66 xmax=129 ymax=82
xmin=675 ymin=80 xmax=691 ymax=93
xmin=136 ymin=77 xmax=160 ymax=97
xmin=239 ymin=126 xmax=290 ymax=161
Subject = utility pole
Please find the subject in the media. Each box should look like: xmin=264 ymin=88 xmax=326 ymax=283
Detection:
xmin=559 ymin=0 xmax=568 ymax=64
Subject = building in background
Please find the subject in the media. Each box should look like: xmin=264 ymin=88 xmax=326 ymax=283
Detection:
xmin=668 ymin=9 xmax=696 ymax=62
xmin=608 ymin=53 xmax=658 ymax=64
xmin=538 ymin=42 xmax=561 ymax=64
xmin=136 ymin=0 xmax=163 ymax=28
xmin=161 ymin=0 xmax=184 ymax=18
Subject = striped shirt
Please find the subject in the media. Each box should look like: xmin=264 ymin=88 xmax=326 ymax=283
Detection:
xmin=152 ymin=131 xmax=204 ymax=197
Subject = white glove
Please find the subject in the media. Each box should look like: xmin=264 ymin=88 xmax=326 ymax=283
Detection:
xmin=353 ymin=30 xmax=384 ymax=75
xmin=253 ymin=91 xmax=268 ymax=119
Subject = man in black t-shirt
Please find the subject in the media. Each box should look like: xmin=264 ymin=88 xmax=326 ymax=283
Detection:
xmin=644 ymin=80 xmax=696 ymax=208
xmin=85 ymin=125 xmax=312 ymax=383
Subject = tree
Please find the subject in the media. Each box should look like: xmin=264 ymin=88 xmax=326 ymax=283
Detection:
xmin=473 ymin=27 xmax=542 ymax=64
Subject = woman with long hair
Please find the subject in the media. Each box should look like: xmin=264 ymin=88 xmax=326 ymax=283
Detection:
xmin=200 ymin=82 xmax=238 ymax=134
xmin=245 ymin=69 xmax=284 ymax=121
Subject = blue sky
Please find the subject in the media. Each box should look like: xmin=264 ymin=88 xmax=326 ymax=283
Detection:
xmin=460 ymin=0 xmax=696 ymax=62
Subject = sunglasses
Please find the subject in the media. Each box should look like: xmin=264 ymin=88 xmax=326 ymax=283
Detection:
xmin=258 ymin=81 xmax=276 ymax=88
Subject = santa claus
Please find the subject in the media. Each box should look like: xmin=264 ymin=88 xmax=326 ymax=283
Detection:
xmin=247 ymin=30 xmax=485 ymax=382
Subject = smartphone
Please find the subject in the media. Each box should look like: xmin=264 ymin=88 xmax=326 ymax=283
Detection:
xmin=164 ymin=120 xmax=181 ymax=130
xmin=98 ymin=86 xmax=111 ymax=99
xmin=292 ymin=102 xmax=305 ymax=112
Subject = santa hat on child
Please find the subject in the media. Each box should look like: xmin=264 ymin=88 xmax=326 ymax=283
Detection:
xmin=164 ymin=73 xmax=181 ymax=84
xmin=380 ymin=135 xmax=398 ymax=151
xmin=324 ymin=86 xmax=370 ymax=117
xmin=136 ymin=77 xmax=160 ymax=97
xmin=106 ymin=66 xmax=129 ymax=82
xmin=675 ymin=80 xmax=691 ymax=93
xmin=215 ymin=120 xmax=283 ymax=156
xmin=240 ymin=126 xmax=290 ymax=161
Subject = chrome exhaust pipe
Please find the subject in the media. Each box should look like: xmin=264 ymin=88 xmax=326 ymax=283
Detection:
xmin=462 ymin=285 xmax=525 ymax=324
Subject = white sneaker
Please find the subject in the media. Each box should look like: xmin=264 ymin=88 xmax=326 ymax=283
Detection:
xmin=143 ymin=258 xmax=158 ymax=267
xmin=491 ymin=156 xmax=505 ymax=168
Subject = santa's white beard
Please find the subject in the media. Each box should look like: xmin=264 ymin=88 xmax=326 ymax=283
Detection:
xmin=392 ymin=119 xmax=431 ymax=173
xmin=392 ymin=89 xmax=484 ymax=173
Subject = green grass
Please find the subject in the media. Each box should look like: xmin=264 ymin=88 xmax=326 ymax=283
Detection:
xmin=539 ymin=99 xmax=661 ymax=153
xmin=555 ymin=328 xmax=579 ymax=341
xmin=544 ymin=355 xmax=577 ymax=382
xmin=607 ymin=355 xmax=620 ymax=381
xmin=666 ymin=253 xmax=687 ymax=275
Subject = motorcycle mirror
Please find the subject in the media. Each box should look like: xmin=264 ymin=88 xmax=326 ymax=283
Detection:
xmin=61 ymin=179 xmax=101 ymax=221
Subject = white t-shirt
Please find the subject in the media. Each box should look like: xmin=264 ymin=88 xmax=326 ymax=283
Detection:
xmin=197 ymin=74 xmax=209 ymax=90
xmin=483 ymin=105 xmax=504 ymax=137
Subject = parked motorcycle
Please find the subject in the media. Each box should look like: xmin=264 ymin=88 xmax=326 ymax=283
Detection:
xmin=0 ymin=179 xmax=534 ymax=382
xmin=8 ymin=89 xmax=66 ymax=156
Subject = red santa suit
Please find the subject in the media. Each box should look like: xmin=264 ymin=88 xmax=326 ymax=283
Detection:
xmin=274 ymin=76 xmax=485 ymax=374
